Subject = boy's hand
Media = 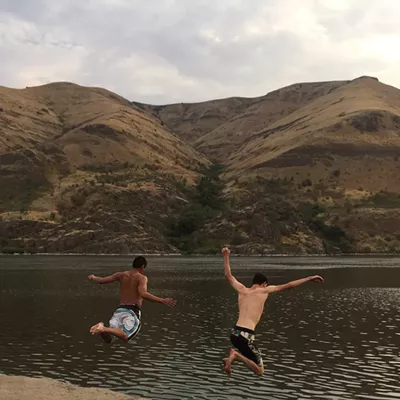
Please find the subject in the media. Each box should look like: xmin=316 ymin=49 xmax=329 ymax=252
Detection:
xmin=88 ymin=274 xmax=96 ymax=281
xmin=162 ymin=298 xmax=177 ymax=307
xmin=222 ymin=247 xmax=231 ymax=257
xmin=309 ymin=275 xmax=324 ymax=283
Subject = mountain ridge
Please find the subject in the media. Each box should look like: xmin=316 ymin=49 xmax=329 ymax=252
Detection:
xmin=1 ymin=76 xmax=400 ymax=254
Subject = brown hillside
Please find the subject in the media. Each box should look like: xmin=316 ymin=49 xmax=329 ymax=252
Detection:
xmin=195 ymin=80 xmax=349 ymax=160
xmin=135 ymin=97 xmax=256 ymax=144
xmin=140 ymin=81 xmax=348 ymax=156
xmin=2 ymin=82 xmax=208 ymax=171
xmin=0 ymin=82 xmax=208 ymax=209
xmin=0 ymin=82 xmax=209 ymax=253
xmin=1 ymin=77 xmax=399 ymax=255
xmin=225 ymin=76 xmax=400 ymax=193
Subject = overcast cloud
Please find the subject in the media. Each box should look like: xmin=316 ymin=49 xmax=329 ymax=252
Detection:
xmin=0 ymin=0 xmax=399 ymax=104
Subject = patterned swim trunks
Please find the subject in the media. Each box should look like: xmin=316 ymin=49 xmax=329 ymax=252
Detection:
xmin=109 ymin=304 xmax=142 ymax=341
xmin=230 ymin=325 xmax=263 ymax=367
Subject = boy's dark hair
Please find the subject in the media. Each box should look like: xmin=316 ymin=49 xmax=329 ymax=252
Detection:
xmin=253 ymin=272 xmax=268 ymax=285
xmin=132 ymin=256 xmax=147 ymax=269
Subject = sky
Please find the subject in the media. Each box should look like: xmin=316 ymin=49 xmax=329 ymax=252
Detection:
xmin=1 ymin=0 xmax=399 ymax=104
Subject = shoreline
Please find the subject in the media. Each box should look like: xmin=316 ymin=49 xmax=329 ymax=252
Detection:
xmin=0 ymin=374 xmax=143 ymax=400
xmin=0 ymin=252 xmax=400 ymax=257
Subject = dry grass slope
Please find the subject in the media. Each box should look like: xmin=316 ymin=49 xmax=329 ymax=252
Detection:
xmin=226 ymin=76 xmax=400 ymax=193
xmin=0 ymin=82 xmax=209 ymax=210
xmin=135 ymin=96 xmax=256 ymax=144
xmin=0 ymin=82 xmax=209 ymax=253
xmin=195 ymin=80 xmax=349 ymax=160
xmin=1 ymin=77 xmax=399 ymax=254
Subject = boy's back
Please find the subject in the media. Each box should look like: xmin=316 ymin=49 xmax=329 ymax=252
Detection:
xmin=237 ymin=288 xmax=269 ymax=331
xmin=119 ymin=270 xmax=145 ymax=306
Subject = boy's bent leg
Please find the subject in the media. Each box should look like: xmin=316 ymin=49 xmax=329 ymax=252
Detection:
xmin=100 ymin=332 xmax=113 ymax=344
xmin=100 ymin=327 xmax=129 ymax=342
xmin=90 ymin=322 xmax=129 ymax=343
xmin=223 ymin=348 xmax=263 ymax=376
xmin=226 ymin=332 xmax=264 ymax=376
xmin=231 ymin=349 xmax=263 ymax=376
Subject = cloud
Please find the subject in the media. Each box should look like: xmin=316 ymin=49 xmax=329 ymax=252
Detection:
xmin=0 ymin=0 xmax=399 ymax=104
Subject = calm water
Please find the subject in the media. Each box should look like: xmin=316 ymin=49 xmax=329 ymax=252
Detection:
xmin=1 ymin=256 xmax=400 ymax=399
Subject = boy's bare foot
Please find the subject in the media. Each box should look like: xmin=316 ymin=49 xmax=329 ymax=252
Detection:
xmin=223 ymin=358 xmax=232 ymax=376
xmin=90 ymin=322 xmax=104 ymax=335
xmin=223 ymin=349 xmax=237 ymax=376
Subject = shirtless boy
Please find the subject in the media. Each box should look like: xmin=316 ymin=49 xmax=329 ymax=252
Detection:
xmin=88 ymin=256 xmax=176 ymax=343
xmin=222 ymin=247 xmax=323 ymax=376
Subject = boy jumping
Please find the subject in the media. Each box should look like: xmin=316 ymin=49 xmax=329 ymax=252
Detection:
xmin=222 ymin=247 xmax=323 ymax=376
xmin=88 ymin=256 xmax=176 ymax=343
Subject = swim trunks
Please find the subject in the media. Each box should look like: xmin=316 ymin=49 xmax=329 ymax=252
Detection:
xmin=230 ymin=325 xmax=263 ymax=367
xmin=109 ymin=304 xmax=142 ymax=342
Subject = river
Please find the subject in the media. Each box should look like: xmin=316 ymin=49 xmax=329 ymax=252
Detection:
xmin=1 ymin=255 xmax=400 ymax=399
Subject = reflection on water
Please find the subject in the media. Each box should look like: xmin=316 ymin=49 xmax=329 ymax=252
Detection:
xmin=1 ymin=256 xmax=400 ymax=399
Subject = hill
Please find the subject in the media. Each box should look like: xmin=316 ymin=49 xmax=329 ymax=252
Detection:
xmin=1 ymin=77 xmax=400 ymax=254
xmin=151 ymin=76 xmax=400 ymax=254
xmin=0 ymin=82 xmax=208 ymax=253
xmin=139 ymin=80 xmax=349 ymax=158
xmin=133 ymin=96 xmax=256 ymax=144
xmin=226 ymin=76 xmax=400 ymax=191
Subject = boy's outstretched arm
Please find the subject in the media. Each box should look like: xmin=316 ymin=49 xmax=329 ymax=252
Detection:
xmin=266 ymin=275 xmax=324 ymax=293
xmin=138 ymin=276 xmax=177 ymax=307
xmin=222 ymin=247 xmax=245 ymax=292
xmin=88 ymin=272 xmax=123 ymax=284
